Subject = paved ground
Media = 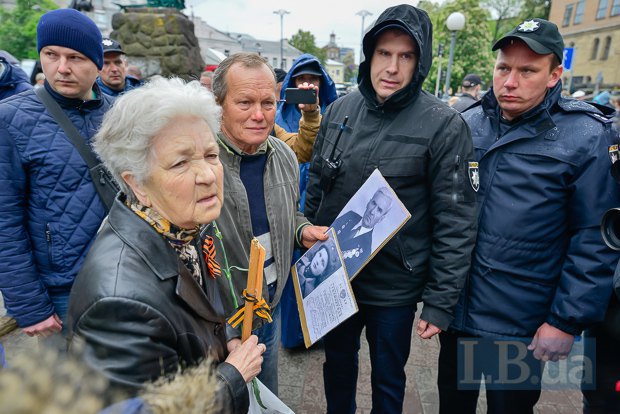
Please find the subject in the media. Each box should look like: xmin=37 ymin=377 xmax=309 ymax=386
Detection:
xmin=1 ymin=294 xmax=582 ymax=413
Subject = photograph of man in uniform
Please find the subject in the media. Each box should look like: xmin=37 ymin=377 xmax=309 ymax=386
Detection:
xmin=331 ymin=187 xmax=393 ymax=277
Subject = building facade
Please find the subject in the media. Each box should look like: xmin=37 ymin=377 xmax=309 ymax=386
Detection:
xmin=325 ymin=59 xmax=345 ymax=84
xmin=549 ymin=0 xmax=620 ymax=90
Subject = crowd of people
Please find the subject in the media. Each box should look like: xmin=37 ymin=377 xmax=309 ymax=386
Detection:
xmin=0 ymin=4 xmax=619 ymax=414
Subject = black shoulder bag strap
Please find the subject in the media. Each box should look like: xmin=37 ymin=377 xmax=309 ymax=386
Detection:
xmin=35 ymin=87 xmax=119 ymax=211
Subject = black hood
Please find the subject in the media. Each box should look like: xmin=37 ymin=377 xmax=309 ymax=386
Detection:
xmin=358 ymin=4 xmax=433 ymax=108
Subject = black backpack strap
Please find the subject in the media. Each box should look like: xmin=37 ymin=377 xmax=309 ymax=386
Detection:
xmin=35 ymin=87 xmax=118 ymax=211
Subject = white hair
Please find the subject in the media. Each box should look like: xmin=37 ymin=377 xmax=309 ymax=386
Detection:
xmin=93 ymin=77 xmax=221 ymax=202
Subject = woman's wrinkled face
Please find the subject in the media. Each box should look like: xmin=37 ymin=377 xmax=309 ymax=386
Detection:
xmin=310 ymin=247 xmax=329 ymax=277
xmin=125 ymin=116 xmax=223 ymax=228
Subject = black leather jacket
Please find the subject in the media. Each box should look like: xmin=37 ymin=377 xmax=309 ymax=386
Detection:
xmin=67 ymin=195 xmax=248 ymax=413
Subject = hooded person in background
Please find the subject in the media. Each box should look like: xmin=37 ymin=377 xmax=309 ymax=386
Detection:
xmin=276 ymin=55 xmax=339 ymax=350
xmin=0 ymin=53 xmax=32 ymax=101
xmin=305 ymin=4 xmax=477 ymax=413
xmin=275 ymin=54 xmax=338 ymax=165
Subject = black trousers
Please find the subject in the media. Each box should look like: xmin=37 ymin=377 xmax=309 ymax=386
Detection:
xmin=438 ymin=330 xmax=542 ymax=414
xmin=582 ymin=295 xmax=620 ymax=414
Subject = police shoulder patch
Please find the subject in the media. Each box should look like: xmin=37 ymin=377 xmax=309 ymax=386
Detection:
xmin=468 ymin=161 xmax=479 ymax=192
xmin=609 ymin=145 xmax=619 ymax=164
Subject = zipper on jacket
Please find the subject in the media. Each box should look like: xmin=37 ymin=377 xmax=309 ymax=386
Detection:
xmin=396 ymin=235 xmax=413 ymax=272
xmin=451 ymin=154 xmax=460 ymax=206
xmin=45 ymin=223 xmax=53 ymax=266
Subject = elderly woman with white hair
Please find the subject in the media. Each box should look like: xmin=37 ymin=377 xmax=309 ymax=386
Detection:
xmin=67 ymin=78 xmax=264 ymax=414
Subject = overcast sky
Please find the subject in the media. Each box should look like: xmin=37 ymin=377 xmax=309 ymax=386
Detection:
xmin=185 ymin=1 xmax=423 ymax=63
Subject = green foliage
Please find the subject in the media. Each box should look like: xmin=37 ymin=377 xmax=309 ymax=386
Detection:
xmin=0 ymin=0 xmax=58 ymax=60
xmin=289 ymin=29 xmax=326 ymax=63
xmin=419 ymin=0 xmax=495 ymax=96
xmin=517 ymin=0 xmax=551 ymax=20
xmin=482 ymin=0 xmax=522 ymax=42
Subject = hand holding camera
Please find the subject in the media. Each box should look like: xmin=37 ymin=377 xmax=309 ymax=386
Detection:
xmin=285 ymin=82 xmax=319 ymax=113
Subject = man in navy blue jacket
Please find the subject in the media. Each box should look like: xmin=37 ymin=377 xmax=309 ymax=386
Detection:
xmin=0 ymin=9 xmax=112 ymax=339
xmin=96 ymin=38 xmax=142 ymax=97
xmin=0 ymin=54 xmax=32 ymax=101
xmin=438 ymin=19 xmax=620 ymax=413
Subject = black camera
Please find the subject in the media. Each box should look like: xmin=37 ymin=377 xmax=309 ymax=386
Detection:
xmin=601 ymin=208 xmax=620 ymax=250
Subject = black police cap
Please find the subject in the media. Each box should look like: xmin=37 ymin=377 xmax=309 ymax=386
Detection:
xmin=492 ymin=18 xmax=564 ymax=63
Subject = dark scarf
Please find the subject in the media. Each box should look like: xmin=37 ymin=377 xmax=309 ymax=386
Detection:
xmin=128 ymin=201 xmax=202 ymax=286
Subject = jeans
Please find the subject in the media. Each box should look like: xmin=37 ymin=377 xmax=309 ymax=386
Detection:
xmin=254 ymin=302 xmax=281 ymax=396
xmin=40 ymin=290 xmax=71 ymax=351
xmin=323 ymin=303 xmax=417 ymax=414
xmin=50 ymin=290 xmax=70 ymax=324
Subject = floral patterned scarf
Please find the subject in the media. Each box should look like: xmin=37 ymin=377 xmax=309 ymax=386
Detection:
xmin=129 ymin=202 xmax=203 ymax=286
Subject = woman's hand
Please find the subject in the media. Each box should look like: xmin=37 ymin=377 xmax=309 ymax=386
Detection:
xmin=225 ymin=335 xmax=266 ymax=383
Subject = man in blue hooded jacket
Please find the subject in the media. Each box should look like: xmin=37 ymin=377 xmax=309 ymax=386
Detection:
xmin=438 ymin=19 xmax=620 ymax=414
xmin=275 ymin=54 xmax=338 ymax=165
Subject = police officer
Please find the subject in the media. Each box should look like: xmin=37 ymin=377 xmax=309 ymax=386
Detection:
xmin=438 ymin=18 xmax=620 ymax=414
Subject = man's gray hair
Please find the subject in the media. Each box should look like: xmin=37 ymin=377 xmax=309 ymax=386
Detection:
xmin=93 ymin=77 xmax=221 ymax=202
xmin=373 ymin=187 xmax=393 ymax=212
xmin=212 ymin=52 xmax=276 ymax=103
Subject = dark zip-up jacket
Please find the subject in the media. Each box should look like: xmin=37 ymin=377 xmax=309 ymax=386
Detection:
xmin=305 ymin=5 xmax=478 ymax=330
xmin=452 ymin=83 xmax=620 ymax=337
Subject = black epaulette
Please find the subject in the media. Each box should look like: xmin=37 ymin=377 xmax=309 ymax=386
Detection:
xmin=558 ymin=96 xmax=615 ymax=124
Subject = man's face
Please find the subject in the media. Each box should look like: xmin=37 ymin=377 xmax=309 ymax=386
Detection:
xmin=219 ymin=63 xmax=277 ymax=154
xmin=362 ymin=191 xmax=392 ymax=228
xmin=370 ymin=29 xmax=417 ymax=103
xmin=493 ymin=41 xmax=562 ymax=121
xmin=294 ymin=74 xmax=321 ymax=87
xmin=100 ymin=52 xmax=127 ymax=91
xmin=40 ymin=45 xmax=99 ymax=100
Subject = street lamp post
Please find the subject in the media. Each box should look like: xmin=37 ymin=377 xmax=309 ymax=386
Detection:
xmin=356 ymin=10 xmax=372 ymax=64
xmin=273 ymin=9 xmax=290 ymax=69
xmin=443 ymin=12 xmax=466 ymax=100
xmin=434 ymin=43 xmax=444 ymax=97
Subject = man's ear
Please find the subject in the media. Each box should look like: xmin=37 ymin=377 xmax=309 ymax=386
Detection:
xmin=547 ymin=64 xmax=563 ymax=89
xmin=121 ymin=172 xmax=150 ymax=206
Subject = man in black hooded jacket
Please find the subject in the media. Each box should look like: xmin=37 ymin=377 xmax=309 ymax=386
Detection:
xmin=305 ymin=4 xmax=478 ymax=413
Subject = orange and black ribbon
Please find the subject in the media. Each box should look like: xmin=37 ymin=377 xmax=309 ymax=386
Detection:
xmin=227 ymin=289 xmax=272 ymax=328
xmin=202 ymin=236 xmax=221 ymax=279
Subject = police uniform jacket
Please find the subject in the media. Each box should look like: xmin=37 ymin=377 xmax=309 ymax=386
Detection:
xmin=452 ymin=82 xmax=620 ymax=337
xmin=305 ymin=5 xmax=478 ymax=330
